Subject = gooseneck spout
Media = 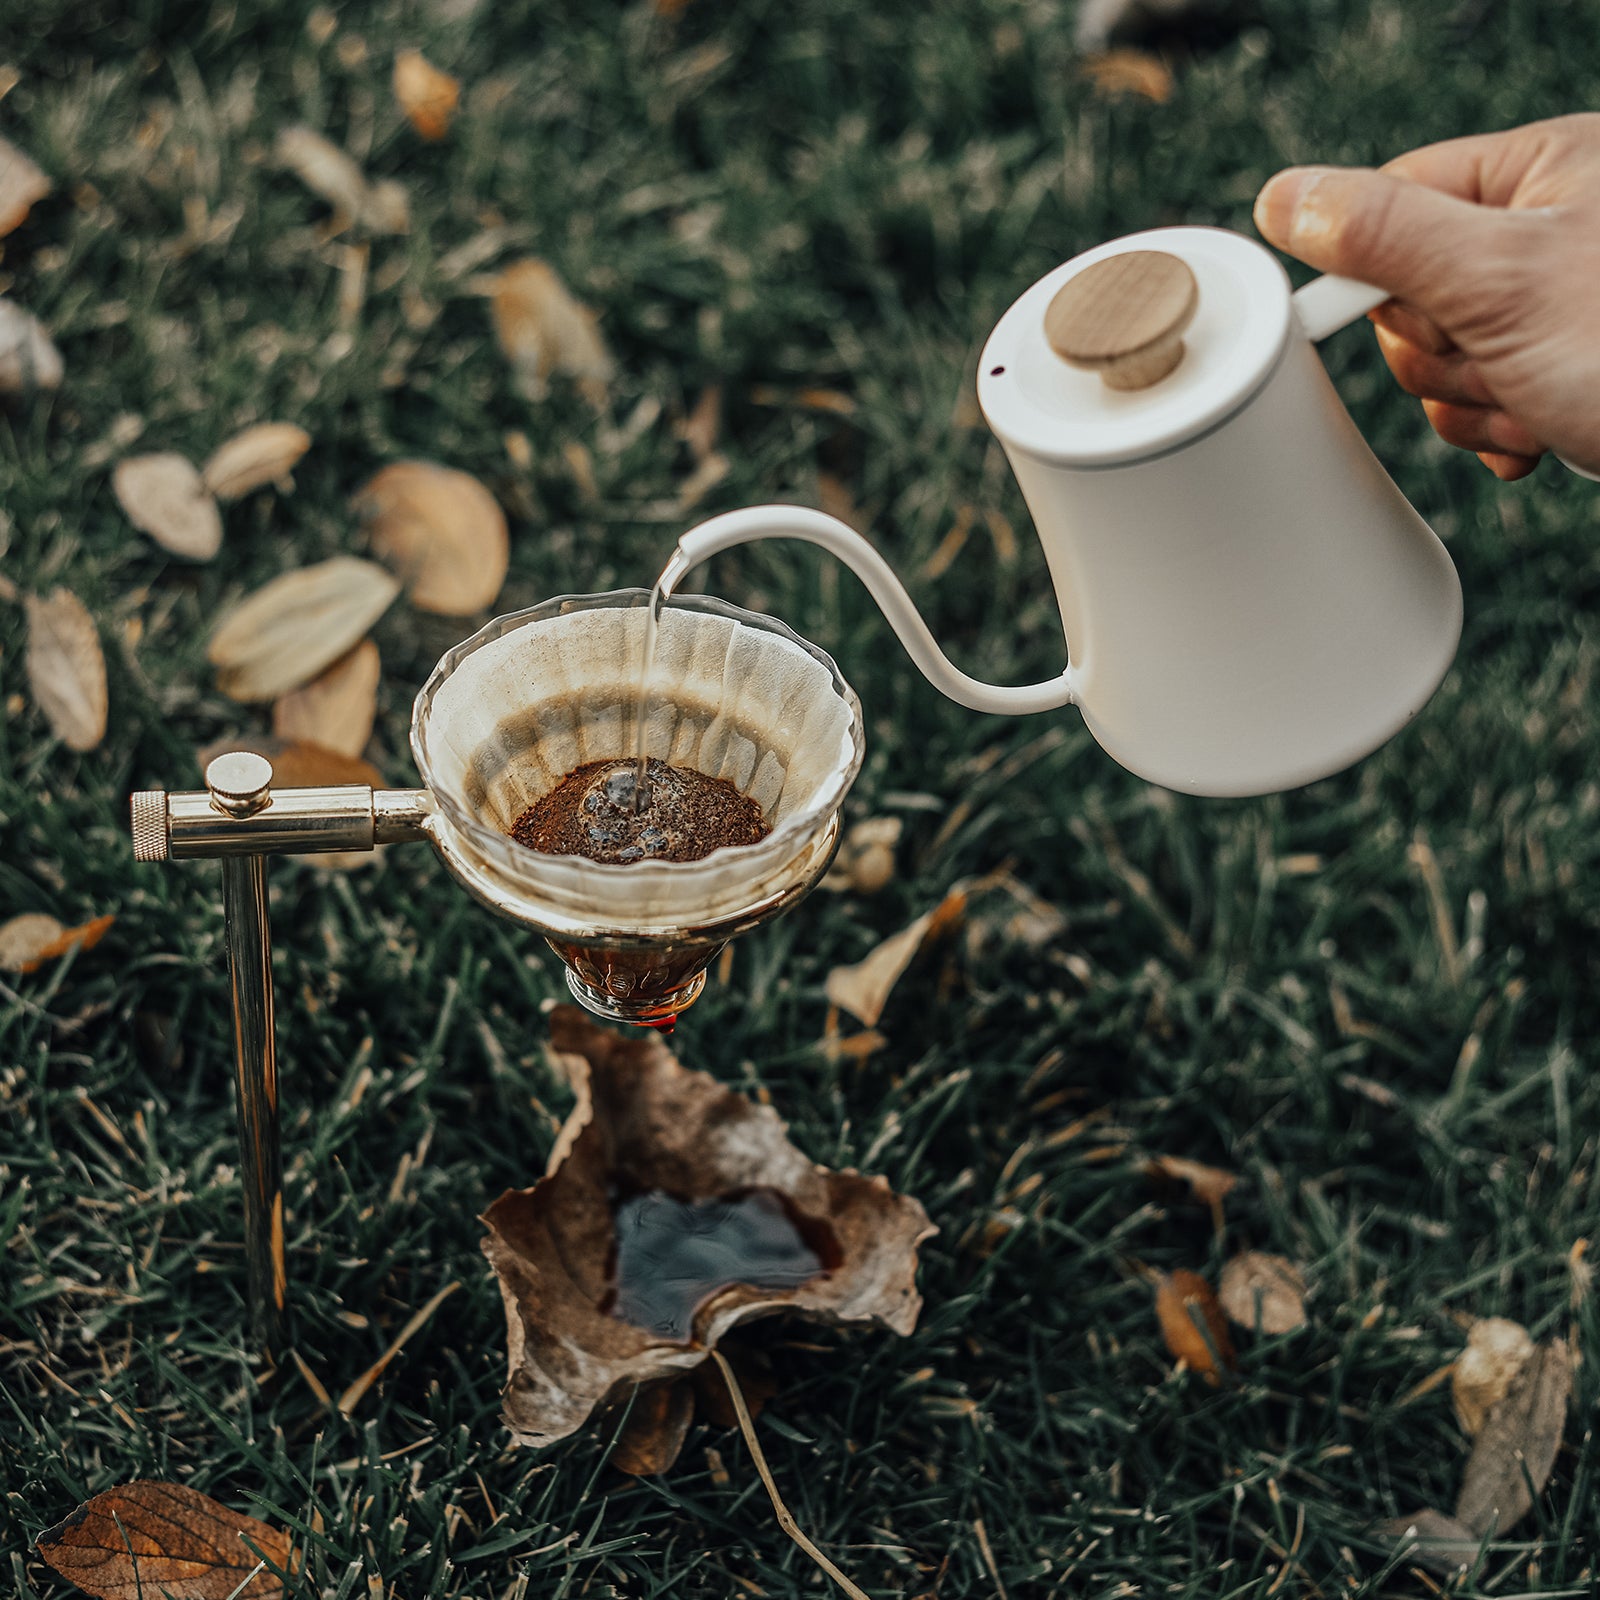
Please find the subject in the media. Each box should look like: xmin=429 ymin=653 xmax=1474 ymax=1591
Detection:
xmin=668 ymin=505 xmax=1076 ymax=716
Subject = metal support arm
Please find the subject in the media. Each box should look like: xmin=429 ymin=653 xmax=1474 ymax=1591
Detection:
xmin=130 ymin=753 xmax=433 ymax=1351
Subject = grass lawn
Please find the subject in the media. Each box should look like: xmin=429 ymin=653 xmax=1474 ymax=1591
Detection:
xmin=3 ymin=0 xmax=1599 ymax=1594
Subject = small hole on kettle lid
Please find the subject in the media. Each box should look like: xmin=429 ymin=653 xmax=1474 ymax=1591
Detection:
xmin=990 ymin=366 xmax=1005 ymax=376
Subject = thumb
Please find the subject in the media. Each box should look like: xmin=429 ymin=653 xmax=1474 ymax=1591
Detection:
xmin=1254 ymin=165 xmax=1519 ymax=322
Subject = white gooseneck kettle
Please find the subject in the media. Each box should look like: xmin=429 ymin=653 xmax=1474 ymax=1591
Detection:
xmin=660 ymin=226 xmax=1465 ymax=797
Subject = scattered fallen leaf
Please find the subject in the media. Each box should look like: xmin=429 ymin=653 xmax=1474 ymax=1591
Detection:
xmin=353 ymin=460 xmax=508 ymax=615
xmin=1453 ymin=1316 xmax=1534 ymax=1436
xmin=35 ymin=1479 xmax=293 ymax=1599
xmin=198 ymin=734 xmax=383 ymax=790
xmin=1376 ymin=1509 xmax=1483 ymax=1577
xmin=25 ymin=588 xmax=108 ymax=750
xmin=271 ymin=639 xmax=380 ymax=757
xmin=275 ymin=124 xmax=408 ymax=234
xmin=1454 ymin=1338 xmax=1571 ymax=1536
xmin=824 ymin=886 xmax=968 ymax=1027
xmin=482 ymin=1008 xmax=935 ymax=1465
xmin=9 ymin=912 xmax=114 ymax=973
xmin=1153 ymin=1268 xmax=1235 ymax=1385
xmin=0 ymin=299 xmax=63 ymax=392
xmin=207 ymin=556 xmax=400 ymax=702
xmin=0 ymin=136 xmax=50 ymax=236
xmin=201 ymin=422 xmax=312 ymax=501
xmin=112 ymin=452 xmax=222 ymax=560
xmin=490 ymin=257 xmax=615 ymax=402
xmin=393 ymin=48 xmax=460 ymax=140
xmin=0 ymin=913 xmax=65 ymax=972
xmin=1080 ymin=48 xmax=1174 ymax=103
xmin=1218 ymin=1252 xmax=1307 ymax=1334
xmin=1143 ymin=1153 xmax=1239 ymax=1214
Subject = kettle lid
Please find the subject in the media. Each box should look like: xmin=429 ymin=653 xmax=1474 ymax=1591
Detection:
xmin=977 ymin=227 xmax=1293 ymax=469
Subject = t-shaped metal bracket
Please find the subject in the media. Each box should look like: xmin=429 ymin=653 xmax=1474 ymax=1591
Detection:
xmin=132 ymin=756 xmax=433 ymax=1351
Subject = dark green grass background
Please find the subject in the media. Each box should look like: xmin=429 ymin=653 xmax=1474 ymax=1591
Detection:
xmin=3 ymin=0 xmax=1598 ymax=1594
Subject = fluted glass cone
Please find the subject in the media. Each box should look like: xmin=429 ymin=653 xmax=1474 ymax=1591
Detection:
xmin=411 ymin=591 xmax=863 ymax=1022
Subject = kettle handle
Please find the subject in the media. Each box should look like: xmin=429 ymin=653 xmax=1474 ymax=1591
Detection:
xmin=670 ymin=505 xmax=1077 ymax=715
xmin=1291 ymin=274 xmax=1390 ymax=342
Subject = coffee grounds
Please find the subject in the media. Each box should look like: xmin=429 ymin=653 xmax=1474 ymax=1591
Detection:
xmin=509 ymin=757 xmax=771 ymax=864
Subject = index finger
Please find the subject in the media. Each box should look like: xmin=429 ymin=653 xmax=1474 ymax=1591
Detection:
xmin=1382 ymin=118 xmax=1592 ymax=208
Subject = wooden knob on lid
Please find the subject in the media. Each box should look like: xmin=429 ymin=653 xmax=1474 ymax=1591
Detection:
xmin=1044 ymin=250 xmax=1200 ymax=391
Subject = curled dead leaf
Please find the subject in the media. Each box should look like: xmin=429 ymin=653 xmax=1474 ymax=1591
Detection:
xmin=25 ymin=587 xmax=108 ymax=750
xmin=823 ymin=817 xmax=902 ymax=895
xmin=352 ymin=460 xmax=508 ymax=615
xmin=271 ymin=639 xmax=379 ymax=758
xmin=1454 ymin=1338 xmax=1571 ymax=1537
xmin=1217 ymin=1251 xmax=1307 ymax=1334
xmin=5 ymin=911 xmax=113 ymax=973
xmin=482 ymin=1008 xmax=935 ymax=1463
xmin=1452 ymin=1316 xmax=1534 ymax=1437
xmin=1153 ymin=1268 xmax=1235 ymax=1385
xmin=36 ymin=1479 xmax=293 ymax=1599
xmin=113 ymin=452 xmax=222 ymax=560
xmin=201 ymin=422 xmax=311 ymax=501
xmin=0 ymin=299 xmax=63 ymax=392
xmin=0 ymin=136 xmax=50 ymax=236
xmin=275 ymin=124 xmax=408 ymax=235
xmin=1142 ymin=1153 xmax=1239 ymax=1215
xmin=207 ymin=556 xmax=399 ymax=702
xmin=824 ymin=886 xmax=967 ymax=1027
xmin=0 ymin=913 xmax=64 ymax=972
xmin=394 ymin=48 xmax=460 ymax=140
xmin=490 ymin=257 xmax=615 ymax=402
xmin=1080 ymin=48 xmax=1175 ymax=103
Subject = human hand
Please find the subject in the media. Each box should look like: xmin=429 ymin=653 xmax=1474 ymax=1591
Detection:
xmin=1254 ymin=114 xmax=1600 ymax=481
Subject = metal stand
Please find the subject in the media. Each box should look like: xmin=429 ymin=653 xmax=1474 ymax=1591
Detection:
xmin=132 ymin=754 xmax=432 ymax=1352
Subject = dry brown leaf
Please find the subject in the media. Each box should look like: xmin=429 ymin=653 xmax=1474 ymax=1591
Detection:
xmin=201 ymin=422 xmax=311 ymax=501
xmin=1454 ymin=1338 xmax=1572 ymax=1537
xmin=274 ymin=124 xmax=408 ymax=234
xmin=0 ymin=913 xmax=64 ymax=972
xmin=610 ymin=1382 xmax=695 ymax=1476
xmin=207 ymin=556 xmax=400 ymax=702
xmin=0 ymin=299 xmax=63 ymax=391
xmin=112 ymin=453 xmax=222 ymax=560
xmin=353 ymin=460 xmax=508 ymax=615
xmin=393 ymin=48 xmax=460 ymax=140
xmin=822 ymin=817 xmax=902 ymax=894
xmin=1453 ymin=1316 xmax=1535 ymax=1436
xmin=824 ymin=886 xmax=968 ymax=1027
xmin=1153 ymin=1268 xmax=1235 ymax=1385
xmin=25 ymin=588 xmax=108 ymax=750
xmin=271 ymin=639 xmax=379 ymax=757
xmin=1218 ymin=1251 xmax=1307 ymax=1334
xmin=1376 ymin=1509 xmax=1484 ymax=1577
xmin=1143 ymin=1153 xmax=1239 ymax=1212
xmin=482 ymin=1008 xmax=936 ymax=1463
xmin=198 ymin=734 xmax=383 ymax=791
xmin=490 ymin=257 xmax=615 ymax=402
xmin=1080 ymin=48 xmax=1175 ymax=102
xmin=0 ymin=135 xmax=50 ymax=236
xmin=6 ymin=912 xmax=114 ymax=973
xmin=35 ymin=1479 xmax=293 ymax=1599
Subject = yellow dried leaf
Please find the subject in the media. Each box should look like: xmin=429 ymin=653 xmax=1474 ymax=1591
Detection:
xmin=207 ymin=556 xmax=400 ymax=702
xmin=0 ymin=912 xmax=114 ymax=974
xmin=112 ymin=452 xmax=222 ymax=560
xmin=201 ymin=422 xmax=312 ymax=501
xmin=490 ymin=257 xmax=615 ymax=401
xmin=275 ymin=125 xmax=408 ymax=235
xmin=0 ymin=136 xmax=50 ymax=237
xmin=824 ymin=887 xmax=967 ymax=1027
xmin=393 ymin=49 xmax=460 ymax=141
xmin=25 ymin=588 xmax=107 ymax=751
xmin=353 ymin=461 xmax=508 ymax=616
xmin=271 ymin=639 xmax=380 ymax=758
xmin=1218 ymin=1251 xmax=1308 ymax=1334
xmin=1452 ymin=1317 xmax=1534 ymax=1437
xmin=0 ymin=299 xmax=62 ymax=391
xmin=1154 ymin=1269 xmax=1234 ymax=1385
xmin=1143 ymin=1153 xmax=1239 ymax=1211
xmin=1081 ymin=48 xmax=1174 ymax=103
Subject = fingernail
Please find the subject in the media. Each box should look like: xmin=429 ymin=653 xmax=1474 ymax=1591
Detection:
xmin=1254 ymin=166 xmax=1337 ymax=250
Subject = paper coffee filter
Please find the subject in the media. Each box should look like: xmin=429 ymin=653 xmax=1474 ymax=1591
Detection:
xmin=412 ymin=591 xmax=863 ymax=929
